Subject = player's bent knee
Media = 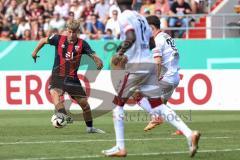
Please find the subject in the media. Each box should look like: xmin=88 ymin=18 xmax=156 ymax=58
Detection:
xmin=77 ymin=99 xmax=91 ymax=112
xmin=49 ymin=89 xmax=58 ymax=96
xmin=73 ymin=96 xmax=87 ymax=105
xmin=80 ymin=103 xmax=91 ymax=111
xmin=50 ymin=88 xmax=63 ymax=97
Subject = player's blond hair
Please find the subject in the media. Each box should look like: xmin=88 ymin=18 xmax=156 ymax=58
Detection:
xmin=66 ymin=20 xmax=80 ymax=31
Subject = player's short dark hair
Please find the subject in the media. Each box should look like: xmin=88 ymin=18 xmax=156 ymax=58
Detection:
xmin=146 ymin=15 xmax=161 ymax=29
xmin=116 ymin=0 xmax=132 ymax=5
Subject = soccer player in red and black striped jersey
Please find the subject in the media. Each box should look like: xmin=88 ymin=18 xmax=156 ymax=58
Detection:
xmin=32 ymin=20 xmax=105 ymax=133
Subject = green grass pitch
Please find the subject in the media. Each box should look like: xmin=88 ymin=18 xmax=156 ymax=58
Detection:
xmin=0 ymin=110 xmax=240 ymax=160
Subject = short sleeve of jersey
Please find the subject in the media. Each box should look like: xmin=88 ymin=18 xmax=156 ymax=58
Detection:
xmin=152 ymin=35 xmax=165 ymax=58
xmin=82 ymin=40 xmax=95 ymax=55
xmin=48 ymin=34 xmax=60 ymax=46
xmin=118 ymin=11 xmax=134 ymax=33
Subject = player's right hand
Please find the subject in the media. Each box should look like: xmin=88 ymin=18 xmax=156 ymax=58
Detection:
xmin=32 ymin=53 xmax=39 ymax=63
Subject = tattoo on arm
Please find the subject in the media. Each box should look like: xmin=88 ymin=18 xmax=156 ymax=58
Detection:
xmin=118 ymin=30 xmax=136 ymax=55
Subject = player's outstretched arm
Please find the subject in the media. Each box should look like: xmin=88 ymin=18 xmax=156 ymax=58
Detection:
xmin=90 ymin=53 xmax=103 ymax=70
xmin=82 ymin=40 xmax=103 ymax=70
xmin=32 ymin=37 xmax=48 ymax=63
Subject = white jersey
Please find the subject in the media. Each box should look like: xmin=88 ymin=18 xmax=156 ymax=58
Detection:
xmin=118 ymin=10 xmax=153 ymax=64
xmin=152 ymin=32 xmax=180 ymax=79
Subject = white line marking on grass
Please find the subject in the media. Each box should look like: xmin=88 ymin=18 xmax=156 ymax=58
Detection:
xmin=9 ymin=148 xmax=240 ymax=160
xmin=11 ymin=155 xmax=102 ymax=160
xmin=129 ymin=148 xmax=240 ymax=156
xmin=0 ymin=136 xmax=230 ymax=145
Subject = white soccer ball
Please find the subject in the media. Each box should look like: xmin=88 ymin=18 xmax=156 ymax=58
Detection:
xmin=51 ymin=113 xmax=67 ymax=128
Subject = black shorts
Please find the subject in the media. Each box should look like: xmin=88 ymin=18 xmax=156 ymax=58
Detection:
xmin=49 ymin=76 xmax=87 ymax=97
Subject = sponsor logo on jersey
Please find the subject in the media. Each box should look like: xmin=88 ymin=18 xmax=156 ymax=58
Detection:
xmin=65 ymin=52 xmax=73 ymax=60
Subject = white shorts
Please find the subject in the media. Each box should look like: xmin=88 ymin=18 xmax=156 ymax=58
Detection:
xmin=115 ymin=63 xmax=160 ymax=99
xmin=140 ymin=73 xmax=180 ymax=100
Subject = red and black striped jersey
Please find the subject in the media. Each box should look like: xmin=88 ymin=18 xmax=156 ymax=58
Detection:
xmin=48 ymin=34 xmax=95 ymax=78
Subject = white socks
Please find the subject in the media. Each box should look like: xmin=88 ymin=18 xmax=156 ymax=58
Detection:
xmin=153 ymin=104 xmax=192 ymax=138
xmin=138 ymin=97 xmax=153 ymax=114
xmin=113 ymin=106 xmax=125 ymax=149
xmin=112 ymin=103 xmax=192 ymax=150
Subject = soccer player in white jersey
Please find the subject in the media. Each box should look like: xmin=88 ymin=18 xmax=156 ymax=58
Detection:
xmin=136 ymin=15 xmax=201 ymax=157
xmin=139 ymin=14 xmax=183 ymax=132
xmin=102 ymin=0 xmax=162 ymax=157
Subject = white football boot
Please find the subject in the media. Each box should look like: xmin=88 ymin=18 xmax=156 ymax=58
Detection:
xmin=86 ymin=127 xmax=105 ymax=134
xmin=102 ymin=146 xmax=127 ymax=157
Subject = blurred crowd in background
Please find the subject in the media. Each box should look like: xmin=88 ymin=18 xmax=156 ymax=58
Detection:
xmin=0 ymin=0 xmax=209 ymax=40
